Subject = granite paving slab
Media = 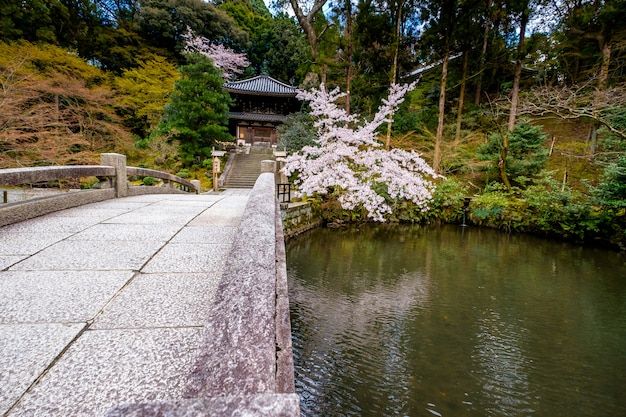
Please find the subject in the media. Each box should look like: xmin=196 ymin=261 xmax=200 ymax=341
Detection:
xmin=141 ymin=243 xmax=232 ymax=273
xmin=0 ymin=232 xmax=71 ymax=255
xmin=8 ymin=328 xmax=203 ymax=417
xmin=45 ymin=206 xmax=136 ymax=220
xmin=169 ymin=225 xmax=237 ymax=244
xmin=110 ymin=194 xmax=179 ymax=202
xmin=188 ymin=202 xmax=248 ymax=226
xmin=0 ymin=270 xmax=134 ymax=324
xmin=0 ymin=256 xmax=25 ymax=270
xmin=210 ymin=189 xmax=252 ymax=197
xmin=91 ymin=272 xmax=221 ymax=329
xmin=70 ymin=200 xmax=152 ymax=210
xmin=0 ymin=216 xmax=102 ymax=234
xmin=105 ymin=393 xmax=301 ymax=417
xmin=158 ymin=194 xmax=224 ymax=202
xmin=10 ymin=240 xmax=165 ymax=271
xmin=186 ymin=195 xmax=224 ymax=201
xmin=142 ymin=199 xmax=217 ymax=208
xmin=0 ymin=323 xmax=84 ymax=414
xmin=101 ymin=211 xmax=200 ymax=226
xmin=67 ymin=223 xmax=183 ymax=242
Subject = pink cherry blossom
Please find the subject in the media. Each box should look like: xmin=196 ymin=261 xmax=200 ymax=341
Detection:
xmin=182 ymin=27 xmax=249 ymax=80
xmin=283 ymin=83 xmax=440 ymax=222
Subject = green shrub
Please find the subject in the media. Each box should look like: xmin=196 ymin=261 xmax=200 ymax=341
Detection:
xmin=276 ymin=112 xmax=318 ymax=153
xmin=142 ymin=176 xmax=156 ymax=186
xmin=477 ymin=121 xmax=548 ymax=185
xmin=421 ymin=177 xmax=470 ymax=223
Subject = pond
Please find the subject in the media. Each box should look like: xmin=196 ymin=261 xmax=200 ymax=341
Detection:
xmin=286 ymin=224 xmax=626 ymax=417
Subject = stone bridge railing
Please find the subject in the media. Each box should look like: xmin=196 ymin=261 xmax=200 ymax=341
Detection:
xmin=105 ymin=171 xmax=299 ymax=416
xmin=0 ymin=153 xmax=200 ymax=227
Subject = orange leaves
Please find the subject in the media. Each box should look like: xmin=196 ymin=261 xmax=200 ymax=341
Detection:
xmin=0 ymin=41 xmax=133 ymax=168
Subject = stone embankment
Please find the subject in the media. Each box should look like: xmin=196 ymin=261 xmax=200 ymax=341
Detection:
xmin=281 ymin=202 xmax=322 ymax=239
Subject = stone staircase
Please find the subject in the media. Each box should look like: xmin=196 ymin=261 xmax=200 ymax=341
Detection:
xmin=222 ymin=151 xmax=274 ymax=189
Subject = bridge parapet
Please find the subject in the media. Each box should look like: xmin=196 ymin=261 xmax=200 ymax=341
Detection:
xmin=0 ymin=153 xmax=200 ymax=226
xmin=105 ymin=172 xmax=300 ymax=416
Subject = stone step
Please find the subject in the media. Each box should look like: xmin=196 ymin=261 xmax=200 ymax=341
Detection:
xmin=223 ymin=153 xmax=276 ymax=189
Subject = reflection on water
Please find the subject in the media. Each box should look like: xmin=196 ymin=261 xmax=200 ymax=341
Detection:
xmin=287 ymin=224 xmax=626 ymax=417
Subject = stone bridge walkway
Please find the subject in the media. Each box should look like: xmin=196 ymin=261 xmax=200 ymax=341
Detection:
xmin=0 ymin=187 xmax=297 ymax=416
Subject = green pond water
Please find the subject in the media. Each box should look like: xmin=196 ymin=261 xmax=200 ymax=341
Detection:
xmin=286 ymin=224 xmax=626 ymax=417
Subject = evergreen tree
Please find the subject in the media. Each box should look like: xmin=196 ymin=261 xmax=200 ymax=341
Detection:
xmin=157 ymin=53 xmax=232 ymax=166
xmin=277 ymin=112 xmax=318 ymax=153
xmin=595 ymin=155 xmax=626 ymax=209
xmin=477 ymin=121 xmax=548 ymax=184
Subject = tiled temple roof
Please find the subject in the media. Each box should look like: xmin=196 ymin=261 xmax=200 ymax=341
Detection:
xmin=228 ymin=112 xmax=287 ymax=123
xmin=224 ymin=75 xmax=298 ymax=97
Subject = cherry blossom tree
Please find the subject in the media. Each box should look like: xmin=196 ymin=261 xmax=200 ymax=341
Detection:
xmin=182 ymin=27 xmax=249 ymax=80
xmin=283 ymin=83 xmax=440 ymax=222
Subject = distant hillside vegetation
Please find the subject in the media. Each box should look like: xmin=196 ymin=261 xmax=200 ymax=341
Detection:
xmin=0 ymin=42 xmax=140 ymax=169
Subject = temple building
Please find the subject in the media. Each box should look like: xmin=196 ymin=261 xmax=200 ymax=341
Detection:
xmin=223 ymin=74 xmax=300 ymax=147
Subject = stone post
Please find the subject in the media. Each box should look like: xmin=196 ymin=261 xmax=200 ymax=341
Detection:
xmin=100 ymin=153 xmax=128 ymax=198
xmin=261 ymin=160 xmax=276 ymax=175
xmin=191 ymin=180 xmax=201 ymax=194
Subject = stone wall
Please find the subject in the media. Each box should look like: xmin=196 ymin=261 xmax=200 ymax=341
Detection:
xmin=281 ymin=202 xmax=322 ymax=239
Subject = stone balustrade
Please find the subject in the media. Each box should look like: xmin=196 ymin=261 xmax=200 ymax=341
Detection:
xmin=0 ymin=153 xmax=201 ymax=227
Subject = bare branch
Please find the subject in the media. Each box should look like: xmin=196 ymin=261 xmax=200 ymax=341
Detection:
xmin=514 ymin=82 xmax=626 ymax=140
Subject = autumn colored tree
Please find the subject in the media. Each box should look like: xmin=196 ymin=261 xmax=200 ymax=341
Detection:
xmin=0 ymin=42 xmax=133 ymax=168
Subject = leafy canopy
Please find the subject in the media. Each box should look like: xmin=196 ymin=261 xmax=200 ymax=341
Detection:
xmin=114 ymin=54 xmax=180 ymax=137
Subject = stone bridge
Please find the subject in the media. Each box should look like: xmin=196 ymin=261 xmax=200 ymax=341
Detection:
xmin=0 ymin=155 xmax=299 ymax=416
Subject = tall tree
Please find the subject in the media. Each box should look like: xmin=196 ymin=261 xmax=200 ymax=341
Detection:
xmin=455 ymin=50 xmax=470 ymax=139
xmin=419 ymin=0 xmax=461 ymax=173
xmin=497 ymin=0 xmax=532 ymax=190
xmin=474 ymin=0 xmax=493 ymax=106
xmin=137 ymin=0 xmax=247 ymax=58
xmin=157 ymin=53 xmax=232 ymax=166
xmin=560 ymin=0 xmax=626 ymax=156
xmin=507 ymin=0 xmax=530 ymax=132
xmin=385 ymin=0 xmax=405 ymax=150
xmin=351 ymin=0 xmax=412 ymax=116
xmin=288 ymin=0 xmax=330 ymax=82
xmin=344 ymin=0 xmax=354 ymax=114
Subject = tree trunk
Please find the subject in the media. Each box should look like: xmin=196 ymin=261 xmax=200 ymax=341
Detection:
xmin=507 ymin=6 xmax=528 ymax=132
xmin=589 ymin=38 xmax=611 ymax=157
xmin=474 ymin=0 xmax=492 ymax=106
xmin=345 ymin=0 xmax=353 ymax=115
xmin=501 ymin=3 xmax=528 ymax=191
xmin=385 ymin=0 xmax=404 ymax=150
xmin=433 ymin=48 xmax=449 ymax=174
xmin=456 ymin=50 xmax=469 ymax=139
xmin=289 ymin=0 xmax=329 ymax=75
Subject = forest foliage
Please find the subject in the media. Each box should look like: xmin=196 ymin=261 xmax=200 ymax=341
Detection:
xmin=1 ymin=0 xmax=625 ymax=248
